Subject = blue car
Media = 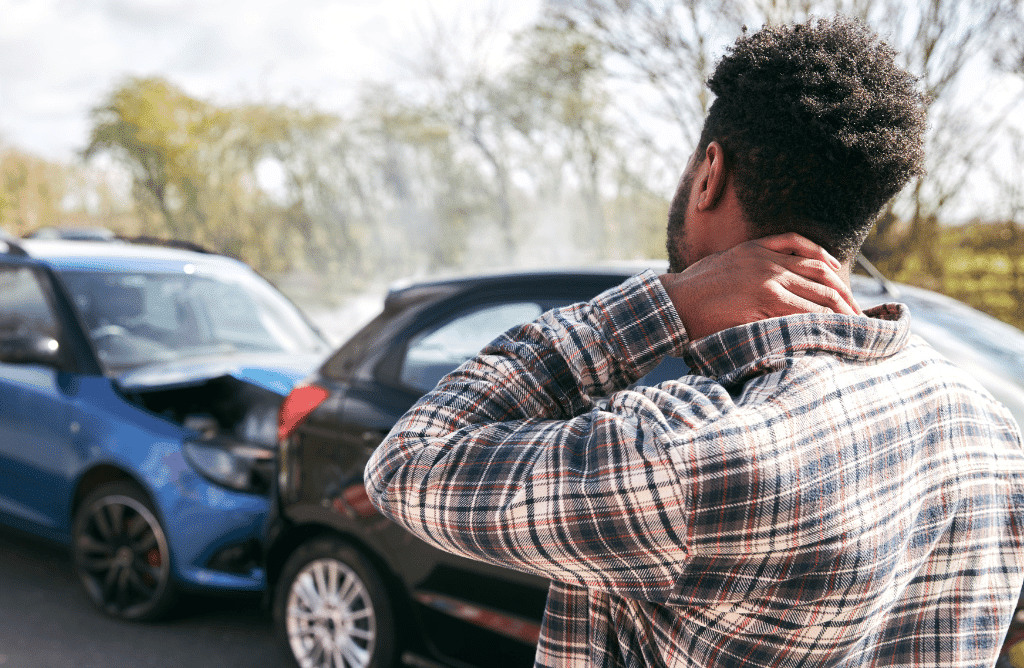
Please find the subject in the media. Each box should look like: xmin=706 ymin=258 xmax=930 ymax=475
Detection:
xmin=0 ymin=234 xmax=330 ymax=621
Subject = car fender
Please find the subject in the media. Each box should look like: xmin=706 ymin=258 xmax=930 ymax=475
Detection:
xmin=53 ymin=375 xmax=181 ymax=528
xmin=66 ymin=376 xmax=267 ymax=570
xmin=280 ymin=498 xmax=398 ymax=562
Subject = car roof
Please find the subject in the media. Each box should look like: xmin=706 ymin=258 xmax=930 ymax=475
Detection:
xmin=384 ymin=261 xmax=669 ymax=309
xmin=12 ymin=238 xmax=251 ymax=275
xmin=388 ymin=260 xmax=667 ymax=289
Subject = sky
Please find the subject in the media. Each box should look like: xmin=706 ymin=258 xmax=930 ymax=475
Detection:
xmin=0 ymin=0 xmax=542 ymax=162
xmin=2 ymin=0 xmax=1020 ymax=224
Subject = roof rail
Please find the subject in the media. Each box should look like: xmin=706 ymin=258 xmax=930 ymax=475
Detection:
xmin=115 ymin=235 xmax=221 ymax=256
xmin=25 ymin=226 xmax=116 ymax=242
xmin=0 ymin=230 xmax=29 ymax=257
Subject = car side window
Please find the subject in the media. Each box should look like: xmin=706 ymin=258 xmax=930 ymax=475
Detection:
xmin=400 ymin=302 xmax=543 ymax=392
xmin=0 ymin=265 xmax=60 ymax=339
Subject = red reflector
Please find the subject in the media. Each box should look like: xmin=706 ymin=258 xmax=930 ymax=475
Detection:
xmin=331 ymin=484 xmax=379 ymax=519
xmin=278 ymin=384 xmax=330 ymax=442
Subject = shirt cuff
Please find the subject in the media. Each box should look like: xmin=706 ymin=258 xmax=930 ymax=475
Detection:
xmin=591 ymin=269 xmax=690 ymax=380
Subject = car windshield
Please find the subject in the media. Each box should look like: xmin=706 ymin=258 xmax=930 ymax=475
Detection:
xmin=59 ymin=268 xmax=327 ymax=372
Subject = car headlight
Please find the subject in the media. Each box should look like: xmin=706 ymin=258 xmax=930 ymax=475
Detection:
xmin=236 ymin=401 xmax=280 ymax=447
xmin=183 ymin=438 xmax=275 ymax=495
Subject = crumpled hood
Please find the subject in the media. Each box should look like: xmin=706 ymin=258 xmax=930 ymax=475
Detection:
xmin=115 ymin=352 xmax=323 ymax=396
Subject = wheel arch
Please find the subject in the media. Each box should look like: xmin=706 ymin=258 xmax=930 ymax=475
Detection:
xmin=70 ymin=472 xmax=178 ymax=621
xmin=269 ymin=523 xmax=403 ymax=593
xmin=71 ymin=464 xmax=150 ymax=522
xmin=268 ymin=522 xmax=416 ymax=634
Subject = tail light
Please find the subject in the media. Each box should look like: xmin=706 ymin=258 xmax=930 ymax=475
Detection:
xmin=278 ymin=384 xmax=330 ymax=443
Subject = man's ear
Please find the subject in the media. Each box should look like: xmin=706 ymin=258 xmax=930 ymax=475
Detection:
xmin=695 ymin=141 xmax=728 ymax=211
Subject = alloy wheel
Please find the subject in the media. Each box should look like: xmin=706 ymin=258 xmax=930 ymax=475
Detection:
xmin=286 ymin=557 xmax=378 ymax=668
xmin=73 ymin=485 xmax=173 ymax=620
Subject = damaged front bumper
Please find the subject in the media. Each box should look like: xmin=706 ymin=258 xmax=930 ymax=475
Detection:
xmin=155 ymin=454 xmax=271 ymax=592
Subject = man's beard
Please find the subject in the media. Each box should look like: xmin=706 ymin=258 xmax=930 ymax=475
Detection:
xmin=665 ymin=169 xmax=695 ymax=273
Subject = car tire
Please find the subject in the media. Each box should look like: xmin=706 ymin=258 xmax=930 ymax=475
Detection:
xmin=72 ymin=481 xmax=176 ymax=621
xmin=274 ymin=537 xmax=397 ymax=668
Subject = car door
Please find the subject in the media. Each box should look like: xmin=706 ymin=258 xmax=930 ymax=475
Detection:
xmin=0 ymin=262 xmax=80 ymax=537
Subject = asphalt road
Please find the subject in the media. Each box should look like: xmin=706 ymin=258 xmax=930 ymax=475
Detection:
xmin=0 ymin=526 xmax=291 ymax=668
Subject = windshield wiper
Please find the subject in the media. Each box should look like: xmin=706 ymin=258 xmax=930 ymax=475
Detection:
xmin=856 ymin=254 xmax=901 ymax=299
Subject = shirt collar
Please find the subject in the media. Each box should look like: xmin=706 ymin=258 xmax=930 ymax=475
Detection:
xmin=684 ymin=304 xmax=910 ymax=387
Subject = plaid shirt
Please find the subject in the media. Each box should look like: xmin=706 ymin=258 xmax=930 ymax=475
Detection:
xmin=365 ymin=270 xmax=1024 ymax=667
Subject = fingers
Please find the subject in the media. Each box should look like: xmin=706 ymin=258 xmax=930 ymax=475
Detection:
xmin=768 ymin=253 xmax=861 ymax=315
xmin=748 ymin=234 xmax=860 ymax=315
xmin=753 ymin=232 xmax=842 ymax=270
xmin=773 ymin=273 xmax=860 ymax=317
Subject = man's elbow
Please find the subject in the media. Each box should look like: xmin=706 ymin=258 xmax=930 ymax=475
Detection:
xmin=362 ymin=443 xmax=396 ymax=513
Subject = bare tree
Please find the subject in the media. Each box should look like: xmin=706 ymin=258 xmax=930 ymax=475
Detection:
xmin=875 ymin=0 xmax=1024 ymax=279
xmin=544 ymin=0 xmax=1024 ymax=283
xmin=545 ymin=0 xmax=745 ymax=184
xmin=387 ymin=6 xmax=526 ymax=260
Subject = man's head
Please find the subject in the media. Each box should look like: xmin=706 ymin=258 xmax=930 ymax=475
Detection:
xmin=667 ymin=16 xmax=927 ymax=272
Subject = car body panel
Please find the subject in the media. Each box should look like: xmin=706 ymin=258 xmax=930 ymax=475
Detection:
xmin=0 ymin=363 xmax=74 ymax=533
xmin=0 ymin=355 xmax=275 ymax=591
xmin=19 ymin=238 xmax=250 ymax=273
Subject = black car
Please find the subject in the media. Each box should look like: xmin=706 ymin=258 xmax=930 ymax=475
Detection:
xmin=265 ymin=262 xmax=1024 ymax=668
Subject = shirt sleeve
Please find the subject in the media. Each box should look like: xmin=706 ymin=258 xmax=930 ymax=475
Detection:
xmin=364 ymin=270 xmax=696 ymax=603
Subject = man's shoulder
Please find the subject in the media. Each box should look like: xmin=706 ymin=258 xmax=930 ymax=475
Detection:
xmin=895 ymin=333 xmax=1024 ymax=446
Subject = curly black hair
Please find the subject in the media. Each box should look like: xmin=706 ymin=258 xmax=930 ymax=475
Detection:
xmin=696 ymin=16 xmax=927 ymax=261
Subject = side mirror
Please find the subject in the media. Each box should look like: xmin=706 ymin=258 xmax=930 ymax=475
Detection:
xmin=0 ymin=334 xmax=62 ymax=367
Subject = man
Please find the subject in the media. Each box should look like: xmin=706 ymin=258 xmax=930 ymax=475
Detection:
xmin=366 ymin=16 xmax=1024 ymax=668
